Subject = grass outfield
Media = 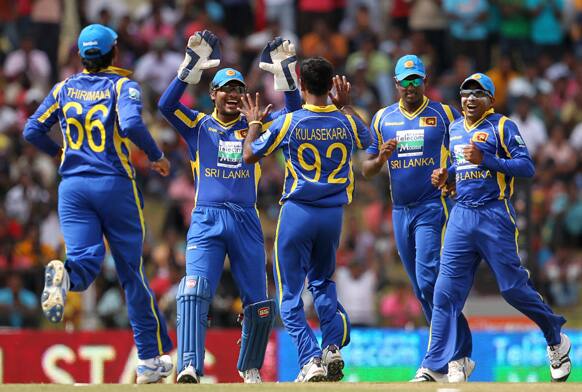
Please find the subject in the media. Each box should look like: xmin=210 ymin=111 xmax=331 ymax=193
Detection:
xmin=0 ymin=384 xmax=581 ymax=392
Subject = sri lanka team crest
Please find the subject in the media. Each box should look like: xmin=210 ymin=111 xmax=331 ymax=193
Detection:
xmin=234 ymin=129 xmax=248 ymax=140
xmin=472 ymin=131 xmax=489 ymax=142
xmin=420 ymin=117 xmax=436 ymax=127
xmin=258 ymin=307 xmax=270 ymax=318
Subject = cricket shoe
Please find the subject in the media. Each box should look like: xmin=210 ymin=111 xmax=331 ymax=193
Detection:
xmin=239 ymin=368 xmax=262 ymax=383
xmin=448 ymin=357 xmax=475 ymax=382
xmin=548 ymin=333 xmax=572 ymax=382
xmin=410 ymin=367 xmax=448 ymax=382
xmin=136 ymin=355 xmax=173 ymax=384
xmin=177 ymin=364 xmax=200 ymax=383
xmin=41 ymin=259 xmax=69 ymax=323
xmin=295 ymin=357 xmax=327 ymax=382
xmin=322 ymin=344 xmax=344 ymax=381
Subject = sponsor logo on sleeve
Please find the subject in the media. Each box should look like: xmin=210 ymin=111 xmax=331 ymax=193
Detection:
xmin=128 ymin=87 xmax=140 ymax=101
xmin=258 ymin=307 xmax=270 ymax=318
xmin=514 ymin=135 xmax=526 ymax=146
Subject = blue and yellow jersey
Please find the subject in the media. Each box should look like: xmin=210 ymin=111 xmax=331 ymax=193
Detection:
xmin=24 ymin=67 xmax=162 ymax=179
xmin=250 ymin=104 xmax=371 ymax=207
xmin=368 ymin=97 xmax=460 ymax=207
xmin=158 ymin=77 xmax=301 ymax=207
xmin=449 ymin=110 xmax=535 ymax=207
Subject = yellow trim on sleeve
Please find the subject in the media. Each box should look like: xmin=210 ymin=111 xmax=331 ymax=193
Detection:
xmin=346 ymin=115 xmax=362 ymax=149
xmin=442 ymin=104 xmax=455 ymax=123
xmin=53 ymin=81 xmax=65 ymax=99
xmin=175 ymin=110 xmax=205 ymax=128
xmin=498 ymin=116 xmax=511 ymax=157
xmin=38 ymin=103 xmax=59 ymax=123
xmin=497 ymin=116 xmax=514 ymax=198
xmin=373 ymin=108 xmax=386 ymax=145
xmin=265 ymin=113 xmax=293 ymax=156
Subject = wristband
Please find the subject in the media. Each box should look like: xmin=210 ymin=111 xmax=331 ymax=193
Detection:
xmin=249 ymin=120 xmax=263 ymax=126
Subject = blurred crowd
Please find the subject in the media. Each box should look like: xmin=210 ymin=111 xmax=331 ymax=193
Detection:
xmin=0 ymin=0 xmax=580 ymax=331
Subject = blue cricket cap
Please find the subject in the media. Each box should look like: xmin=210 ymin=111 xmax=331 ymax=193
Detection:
xmin=78 ymin=24 xmax=118 ymax=59
xmin=211 ymin=68 xmax=245 ymax=89
xmin=461 ymin=73 xmax=495 ymax=97
xmin=394 ymin=54 xmax=426 ymax=81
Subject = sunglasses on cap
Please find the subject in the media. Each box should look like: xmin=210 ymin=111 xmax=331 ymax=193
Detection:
xmin=215 ymin=84 xmax=247 ymax=94
xmin=460 ymin=89 xmax=491 ymax=98
xmin=397 ymin=78 xmax=424 ymax=88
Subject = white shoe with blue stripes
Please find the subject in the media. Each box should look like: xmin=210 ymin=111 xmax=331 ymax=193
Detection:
xmin=136 ymin=354 xmax=173 ymax=384
xmin=41 ymin=260 xmax=69 ymax=323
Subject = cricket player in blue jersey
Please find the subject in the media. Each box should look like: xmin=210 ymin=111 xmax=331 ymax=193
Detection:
xmin=23 ymin=24 xmax=174 ymax=384
xmin=362 ymin=54 xmax=474 ymax=382
xmin=242 ymin=57 xmax=372 ymax=382
xmin=414 ymin=73 xmax=571 ymax=382
xmin=157 ymin=31 xmax=301 ymax=383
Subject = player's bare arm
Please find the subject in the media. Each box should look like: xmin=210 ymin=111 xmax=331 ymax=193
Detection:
xmin=241 ymin=92 xmax=272 ymax=164
xmin=362 ymin=139 xmax=397 ymax=178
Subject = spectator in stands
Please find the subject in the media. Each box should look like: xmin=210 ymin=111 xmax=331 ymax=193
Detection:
xmin=0 ymin=272 xmax=39 ymax=327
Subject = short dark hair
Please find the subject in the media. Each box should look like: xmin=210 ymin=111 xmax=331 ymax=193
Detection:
xmin=81 ymin=48 xmax=115 ymax=73
xmin=300 ymin=57 xmax=334 ymax=96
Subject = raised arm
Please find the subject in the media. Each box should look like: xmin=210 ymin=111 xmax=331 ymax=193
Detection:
xmin=260 ymin=37 xmax=302 ymax=124
xmin=158 ymin=30 xmax=221 ymax=141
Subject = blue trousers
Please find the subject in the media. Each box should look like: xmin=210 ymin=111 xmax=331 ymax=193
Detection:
xmin=185 ymin=202 xmax=268 ymax=305
xmin=274 ymin=201 xmax=351 ymax=368
xmin=59 ymin=175 xmax=172 ymax=359
xmin=422 ymin=200 xmax=566 ymax=372
xmin=393 ymin=198 xmax=472 ymax=363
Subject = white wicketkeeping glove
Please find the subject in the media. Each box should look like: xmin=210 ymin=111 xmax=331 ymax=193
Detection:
xmin=259 ymin=37 xmax=298 ymax=91
xmin=177 ymin=30 xmax=221 ymax=85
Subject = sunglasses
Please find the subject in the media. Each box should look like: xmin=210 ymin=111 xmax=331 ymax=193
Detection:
xmin=216 ymin=84 xmax=246 ymax=94
xmin=460 ymin=89 xmax=491 ymax=98
xmin=398 ymin=78 xmax=424 ymax=88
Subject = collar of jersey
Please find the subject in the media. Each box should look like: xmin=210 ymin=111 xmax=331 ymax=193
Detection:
xmin=463 ymin=108 xmax=495 ymax=131
xmin=303 ymin=104 xmax=338 ymax=113
xmin=82 ymin=66 xmax=133 ymax=76
xmin=398 ymin=96 xmax=429 ymax=120
xmin=212 ymin=109 xmax=240 ymax=128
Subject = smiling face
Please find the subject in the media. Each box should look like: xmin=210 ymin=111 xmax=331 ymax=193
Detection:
xmin=395 ymin=74 xmax=425 ymax=108
xmin=210 ymin=81 xmax=246 ymax=120
xmin=460 ymin=80 xmax=495 ymax=124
